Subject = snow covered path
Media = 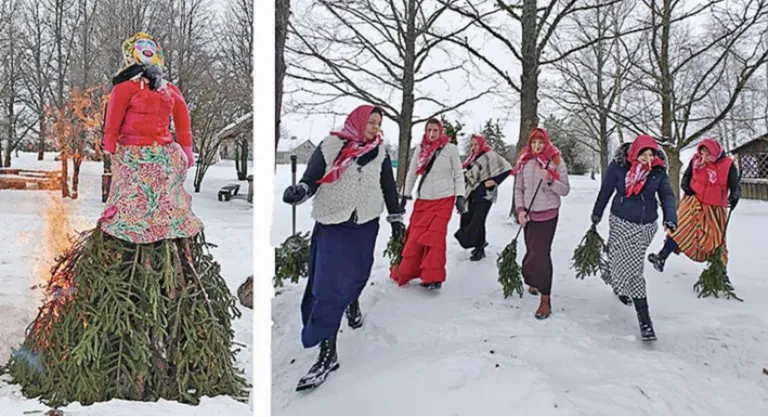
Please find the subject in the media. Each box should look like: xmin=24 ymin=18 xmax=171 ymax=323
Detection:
xmin=271 ymin=164 xmax=768 ymax=415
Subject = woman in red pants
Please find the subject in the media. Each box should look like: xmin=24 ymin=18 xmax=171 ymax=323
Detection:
xmin=393 ymin=118 xmax=465 ymax=290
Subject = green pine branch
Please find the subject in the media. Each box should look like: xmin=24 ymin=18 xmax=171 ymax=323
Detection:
xmin=497 ymin=239 xmax=524 ymax=298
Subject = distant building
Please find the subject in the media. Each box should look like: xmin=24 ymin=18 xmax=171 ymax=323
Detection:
xmin=276 ymin=137 xmax=317 ymax=164
xmin=730 ymin=134 xmax=768 ymax=201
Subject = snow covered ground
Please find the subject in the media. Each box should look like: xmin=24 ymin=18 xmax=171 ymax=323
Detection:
xmin=271 ymin=163 xmax=768 ymax=415
xmin=0 ymin=152 xmax=253 ymax=415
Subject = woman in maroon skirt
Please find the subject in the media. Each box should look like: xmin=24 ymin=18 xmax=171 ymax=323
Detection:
xmin=511 ymin=128 xmax=570 ymax=319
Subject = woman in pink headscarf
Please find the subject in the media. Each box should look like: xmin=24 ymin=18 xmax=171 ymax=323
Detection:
xmin=282 ymin=104 xmax=404 ymax=391
xmin=392 ymin=118 xmax=465 ymax=290
xmin=511 ymin=128 xmax=570 ymax=320
xmin=454 ymin=134 xmax=512 ymax=261
xmin=648 ymin=138 xmax=741 ymax=289
xmin=591 ymin=135 xmax=677 ymax=341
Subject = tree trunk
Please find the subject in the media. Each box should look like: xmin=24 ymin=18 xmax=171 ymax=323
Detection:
xmin=3 ymin=147 xmax=11 ymax=168
xmin=275 ymin=0 xmax=290 ymax=162
xmin=61 ymin=153 xmax=70 ymax=198
xmin=665 ymin=146 xmax=681 ymax=201
xmin=0 ymin=140 xmax=3 ymax=167
xmin=395 ymin=0 xmax=417 ymax=191
xmin=38 ymin=116 xmax=46 ymax=160
xmin=72 ymin=156 xmax=82 ymax=199
xmin=613 ymin=8 xmax=625 ymax=145
xmin=659 ymin=0 xmax=678 ymax=203
xmin=599 ymin=113 xmax=609 ymax=176
xmin=516 ymin=0 xmax=540 ymax=153
xmin=238 ymin=139 xmax=248 ymax=180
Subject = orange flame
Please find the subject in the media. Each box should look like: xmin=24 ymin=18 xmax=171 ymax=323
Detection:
xmin=33 ymin=194 xmax=74 ymax=288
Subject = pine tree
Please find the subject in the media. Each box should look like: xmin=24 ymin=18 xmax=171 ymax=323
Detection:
xmin=476 ymin=119 xmax=513 ymax=163
xmin=440 ymin=115 xmax=464 ymax=146
xmin=541 ymin=116 xmax=591 ymax=175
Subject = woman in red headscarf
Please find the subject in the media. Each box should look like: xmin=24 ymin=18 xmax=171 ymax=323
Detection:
xmin=648 ymin=138 xmax=741 ymax=287
xmin=283 ymin=104 xmax=404 ymax=391
xmin=454 ymin=134 xmax=512 ymax=261
xmin=392 ymin=118 xmax=465 ymax=290
xmin=591 ymin=135 xmax=677 ymax=341
xmin=511 ymin=128 xmax=570 ymax=319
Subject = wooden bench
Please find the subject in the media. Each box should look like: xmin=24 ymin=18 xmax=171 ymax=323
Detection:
xmin=218 ymin=183 xmax=240 ymax=201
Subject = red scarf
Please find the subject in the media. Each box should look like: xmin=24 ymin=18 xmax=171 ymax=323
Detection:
xmin=510 ymin=128 xmax=561 ymax=181
xmin=625 ymin=135 xmax=665 ymax=196
xmin=317 ymin=105 xmax=383 ymax=184
xmin=416 ymin=121 xmax=450 ymax=175
xmin=692 ymin=138 xmax=722 ymax=184
xmin=462 ymin=135 xmax=492 ymax=169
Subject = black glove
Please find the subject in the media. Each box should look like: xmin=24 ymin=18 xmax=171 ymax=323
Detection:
xmin=283 ymin=183 xmax=309 ymax=205
xmin=455 ymin=196 xmax=468 ymax=214
xmin=728 ymin=194 xmax=739 ymax=210
xmin=681 ymin=184 xmax=695 ymax=197
xmin=391 ymin=220 xmax=406 ymax=240
xmin=663 ymin=220 xmax=677 ymax=233
xmin=591 ymin=214 xmax=601 ymax=225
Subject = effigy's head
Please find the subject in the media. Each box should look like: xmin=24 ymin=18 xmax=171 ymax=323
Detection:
xmin=122 ymin=32 xmax=165 ymax=68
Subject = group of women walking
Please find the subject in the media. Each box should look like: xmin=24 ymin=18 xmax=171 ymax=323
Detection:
xmin=281 ymin=103 xmax=742 ymax=391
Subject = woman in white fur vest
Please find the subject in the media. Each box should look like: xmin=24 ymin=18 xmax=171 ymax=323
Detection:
xmin=282 ymin=105 xmax=404 ymax=391
xmin=454 ymin=134 xmax=512 ymax=261
xmin=391 ymin=118 xmax=466 ymax=290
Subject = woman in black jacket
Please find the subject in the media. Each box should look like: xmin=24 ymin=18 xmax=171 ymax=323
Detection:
xmin=591 ymin=135 xmax=677 ymax=341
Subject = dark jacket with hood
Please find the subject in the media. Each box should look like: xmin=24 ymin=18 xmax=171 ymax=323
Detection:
xmin=592 ymin=141 xmax=677 ymax=226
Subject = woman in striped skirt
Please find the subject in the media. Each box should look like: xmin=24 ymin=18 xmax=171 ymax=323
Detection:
xmin=648 ymin=139 xmax=741 ymax=289
xmin=591 ymin=135 xmax=678 ymax=341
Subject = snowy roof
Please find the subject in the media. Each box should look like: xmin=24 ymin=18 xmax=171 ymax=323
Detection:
xmin=217 ymin=113 xmax=253 ymax=140
xmin=277 ymin=138 xmax=316 ymax=153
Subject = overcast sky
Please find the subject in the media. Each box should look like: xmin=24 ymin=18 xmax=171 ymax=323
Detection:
xmin=280 ymin=0 xmax=750 ymax=154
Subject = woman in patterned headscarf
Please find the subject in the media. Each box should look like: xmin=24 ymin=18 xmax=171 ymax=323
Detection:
xmin=7 ymin=32 xmax=246 ymax=407
xmin=283 ymin=104 xmax=404 ymax=391
xmin=591 ymin=135 xmax=677 ymax=342
xmin=454 ymin=134 xmax=512 ymax=261
xmin=648 ymin=139 xmax=741 ymax=291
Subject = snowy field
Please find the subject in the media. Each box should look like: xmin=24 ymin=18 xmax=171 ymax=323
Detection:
xmin=271 ymin=163 xmax=768 ymax=415
xmin=0 ymin=152 xmax=253 ymax=415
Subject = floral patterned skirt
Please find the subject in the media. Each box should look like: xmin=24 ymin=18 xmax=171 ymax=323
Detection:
xmin=100 ymin=142 xmax=203 ymax=244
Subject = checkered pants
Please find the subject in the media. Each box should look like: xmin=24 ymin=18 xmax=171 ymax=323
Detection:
xmin=601 ymin=214 xmax=658 ymax=299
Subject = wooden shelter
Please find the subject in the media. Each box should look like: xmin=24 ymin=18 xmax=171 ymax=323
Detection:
xmin=731 ymin=134 xmax=768 ymax=201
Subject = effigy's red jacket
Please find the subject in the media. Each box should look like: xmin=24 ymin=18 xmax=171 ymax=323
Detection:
xmin=102 ymin=79 xmax=192 ymax=154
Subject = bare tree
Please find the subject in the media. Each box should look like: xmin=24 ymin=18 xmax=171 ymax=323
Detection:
xmin=630 ymin=0 xmax=768 ymax=200
xmin=92 ymin=0 xmax=153 ymax=80
xmin=276 ymin=0 xmax=290 ymax=159
xmin=287 ymin=0 xmax=491 ymax=188
xmin=21 ymin=0 xmax=55 ymax=161
xmin=440 ymin=0 xmax=628 ymax=152
xmin=191 ymin=71 xmax=230 ymax=193
xmin=547 ymin=0 xmax=639 ymax=175
xmin=0 ymin=0 xmax=36 ymax=167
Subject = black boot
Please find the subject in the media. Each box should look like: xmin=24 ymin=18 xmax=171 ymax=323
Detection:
xmin=296 ymin=337 xmax=340 ymax=391
xmin=633 ymin=298 xmax=657 ymax=341
xmin=420 ymin=282 xmax=442 ymax=290
xmin=618 ymin=295 xmax=633 ymax=306
xmin=470 ymin=247 xmax=485 ymax=261
xmin=648 ymin=238 xmax=676 ymax=273
xmin=345 ymin=299 xmax=363 ymax=329
xmin=647 ymin=253 xmax=666 ymax=273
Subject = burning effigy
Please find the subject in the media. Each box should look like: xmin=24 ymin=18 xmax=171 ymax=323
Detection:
xmin=5 ymin=32 xmax=247 ymax=408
